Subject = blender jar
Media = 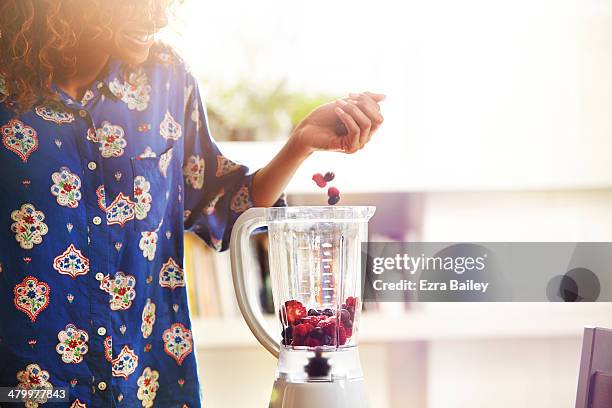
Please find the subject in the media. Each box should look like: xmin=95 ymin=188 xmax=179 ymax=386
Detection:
xmin=231 ymin=206 xmax=375 ymax=383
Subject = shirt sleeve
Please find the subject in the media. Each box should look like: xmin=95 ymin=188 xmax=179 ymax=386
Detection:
xmin=181 ymin=74 xmax=286 ymax=251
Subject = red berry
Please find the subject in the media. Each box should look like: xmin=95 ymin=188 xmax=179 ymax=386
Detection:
xmin=283 ymin=300 xmax=307 ymax=325
xmin=344 ymin=326 xmax=353 ymax=338
xmin=338 ymin=325 xmax=348 ymax=345
xmin=302 ymin=315 xmax=325 ymax=327
xmin=318 ymin=316 xmax=338 ymax=336
xmin=306 ymin=337 xmax=322 ymax=347
xmin=327 ymin=187 xmax=340 ymax=197
xmin=323 ymin=172 xmax=335 ymax=182
xmin=340 ymin=309 xmax=352 ymax=328
xmin=294 ymin=323 xmax=314 ymax=338
xmin=312 ymin=174 xmax=327 ymax=188
xmin=292 ymin=335 xmax=306 ymax=346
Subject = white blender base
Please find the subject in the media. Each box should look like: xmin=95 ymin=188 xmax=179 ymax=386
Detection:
xmin=269 ymin=378 xmax=369 ymax=408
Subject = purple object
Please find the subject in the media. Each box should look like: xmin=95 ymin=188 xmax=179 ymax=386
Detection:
xmin=576 ymin=327 xmax=612 ymax=408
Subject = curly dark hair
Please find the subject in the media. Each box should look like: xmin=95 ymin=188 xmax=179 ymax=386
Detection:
xmin=0 ymin=0 xmax=180 ymax=113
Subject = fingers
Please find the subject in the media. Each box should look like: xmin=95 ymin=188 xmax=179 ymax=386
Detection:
xmin=336 ymin=99 xmax=370 ymax=152
xmin=348 ymin=93 xmax=384 ymax=123
xmin=364 ymin=91 xmax=386 ymax=102
xmin=334 ymin=106 xmax=361 ymax=153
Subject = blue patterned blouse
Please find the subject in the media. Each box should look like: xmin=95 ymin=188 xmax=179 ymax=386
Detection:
xmin=0 ymin=43 xmax=268 ymax=408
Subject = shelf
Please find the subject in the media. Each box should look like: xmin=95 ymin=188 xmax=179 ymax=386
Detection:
xmin=191 ymin=303 xmax=612 ymax=349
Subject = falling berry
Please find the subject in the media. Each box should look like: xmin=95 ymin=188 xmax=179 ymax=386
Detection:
xmin=312 ymin=173 xmax=327 ymax=188
xmin=323 ymin=172 xmax=335 ymax=182
xmin=327 ymin=187 xmax=340 ymax=197
xmin=328 ymin=195 xmax=340 ymax=206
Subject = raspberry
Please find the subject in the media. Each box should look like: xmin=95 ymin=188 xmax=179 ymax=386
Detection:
xmin=294 ymin=323 xmax=314 ymax=338
xmin=327 ymin=187 xmax=340 ymax=197
xmin=344 ymin=326 xmax=353 ymax=338
xmin=323 ymin=172 xmax=335 ymax=182
xmin=312 ymin=173 xmax=327 ymax=188
xmin=302 ymin=315 xmax=325 ymax=327
xmin=345 ymin=296 xmax=358 ymax=307
xmin=283 ymin=300 xmax=307 ymax=325
xmin=318 ymin=316 xmax=338 ymax=336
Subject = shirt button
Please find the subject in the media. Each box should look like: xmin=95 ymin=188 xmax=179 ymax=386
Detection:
xmin=88 ymin=161 xmax=97 ymax=171
xmin=79 ymin=110 xmax=88 ymax=118
xmin=97 ymin=381 xmax=107 ymax=391
xmin=92 ymin=216 xmax=102 ymax=225
xmin=95 ymin=272 xmax=104 ymax=281
xmin=97 ymin=327 xmax=107 ymax=336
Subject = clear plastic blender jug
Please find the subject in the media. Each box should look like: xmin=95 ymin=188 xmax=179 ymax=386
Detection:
xmin=230 ymin=206 xmax=375 ymax=408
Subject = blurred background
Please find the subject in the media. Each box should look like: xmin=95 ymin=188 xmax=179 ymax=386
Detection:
xmin=163 ymin=0 xmax=612 ymax=406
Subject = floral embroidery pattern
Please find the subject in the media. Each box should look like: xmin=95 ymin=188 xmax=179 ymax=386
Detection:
xmin=91 ymin=121 xmax=127 ymax=158
xmin=50 ymin=167 xmax=82 ymax=208
xmin=16 ymin=363 xmax=53 ymax=408
xmin=141 ymin=299 xmax=156 ymax=339
xmin=216 ymin=155 xmax=241 ymax=177
xmin=162 ymin=323 xmax=193 ymax=365
xmin=81 ymin=89 xmax=95 ymax=105
xmin=137 ymin=367 xmax=160 ymax=408
xmin=159 ymin=257 xmax=185 ymax=290
xmin=104 ymin=336 xmax=113 ymax=362
xmin=106 ymin=192 xmax=136 ymax=227
xmin=230 ymin=185 xmax=252 ymax=213
xmin=1 ymin=118 xmax=38 ymax=162
xmin=56 ymin=323 xmax=89 ymax=364
xmin=204 ymin=188 xmax=224 ymax=215
xmin=109 ymin=69 xmax=151 ymax=111
xmin=134 ymin=176 xmax=152 ymax=220
xmin=13 ymin=276 xmax=50 ymax=322
xmin=139 ymin=231 xmax=158 ymax=261
xmin=70 ymin=399 xmax=87 ymax=408
xmin=159 ymin=147 xmax=173 ymax=178
xmin=139 ymin=146 xmax=157 ymax=158
xmin=160 ymin=110 xmax=182 ymax=140
xmin=35 ymin=103 xmax=75 ymax=125
xmin=10 ymin=203 xmax=49 ymax=249
xmin=184 ymin=155 xmax=205 ymax=189
xmin=53 ymin=244 xmax=90 ymax=279
xmin=112 ymin=345 xmax=139 ymax=379
xmin=100 ymin=272 xmax=137 ymax=311
xmin=96 ymin=185 xmax=107 ymax=211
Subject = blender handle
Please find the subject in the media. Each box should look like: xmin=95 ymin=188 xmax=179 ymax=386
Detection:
xmin=230 ymin=207 xmax=280 ymax=358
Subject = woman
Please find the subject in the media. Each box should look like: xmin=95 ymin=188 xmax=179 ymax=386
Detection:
xmin=0 ymin=0 xmax=384 ymax=406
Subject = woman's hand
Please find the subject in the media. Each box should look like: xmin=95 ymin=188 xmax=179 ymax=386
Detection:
xmin=289 ymin=91 xmax=386 ymax=155
xmin=251 ymin=91 xmax=385 ymax=206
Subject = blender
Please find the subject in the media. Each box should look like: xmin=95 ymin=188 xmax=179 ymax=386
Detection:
xmin=230 ymin=206 xmax=375 ymax=408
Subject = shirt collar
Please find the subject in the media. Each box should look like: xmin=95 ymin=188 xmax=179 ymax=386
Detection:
xmin=51 ymin=57 xmax=124 ymax=109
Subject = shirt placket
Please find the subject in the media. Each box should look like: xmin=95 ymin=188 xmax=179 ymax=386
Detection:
xmin=68 ymin=101 xmax=114 ymax=405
